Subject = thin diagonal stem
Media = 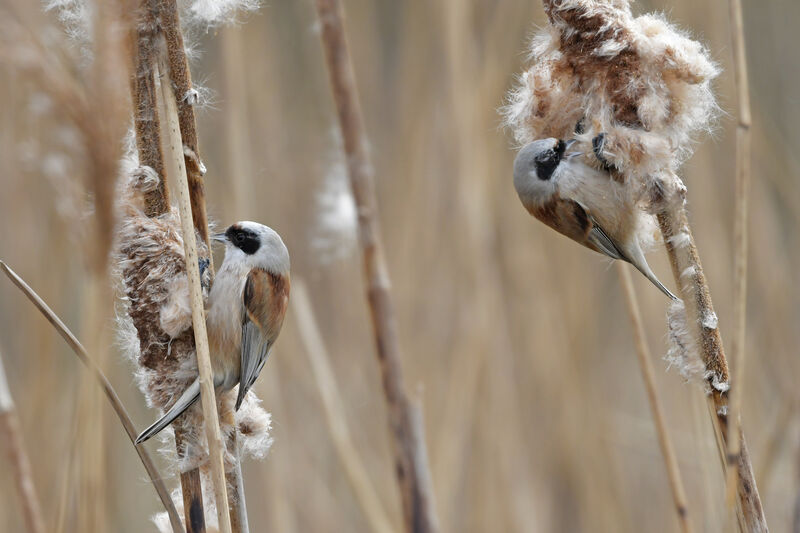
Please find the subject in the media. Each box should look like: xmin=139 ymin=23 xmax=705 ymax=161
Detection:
xmin=617 ymin=264 xmax=693 ymax=533
xmin=658 ymin=208 xmax=766 ymax=532
xmin=0 ymin=260 xmax=183 ymax=533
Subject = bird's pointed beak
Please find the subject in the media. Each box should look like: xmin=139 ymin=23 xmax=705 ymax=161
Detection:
xmin=563 ymin=139 xmax=582 ymax=159
xmin=212 ymin=233 xmax=227 ymax=243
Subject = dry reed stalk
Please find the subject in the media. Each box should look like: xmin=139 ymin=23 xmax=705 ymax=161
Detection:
xmin=158 ymin=57 xmax=233 ymax=533
xmin=617 ymin=264 xmax=693 ymax=533
xmin=313 ymin=1 xmax=440 ymax=531
xmin=128 ymin=2 xmax=205 ymax=529
xmin=130 ymin=0 xmax=170 ymax=215
xmin=0 ymin=344 xmax=46 ymax=533
xmin=217 ymin=26 xmax=254 ymax=533
xmin=2 ymin=3 xmax=131 ymax=530
xmin=436 ymin=4 xmax=545 ymax=527
xmin=757 ymin=401 xmax=793 ymax=492
xmin=794 ymin=435 xmax=800 ymax=533
xmin=54 ymin=0 xmax=126 ymax=525
xmin=658 ymin=208 xmax=766 ymax=531
xmin=159 ymin=5 xmax=249 ymax=527
xmin=725 ymin=0 xmax=753 ymax=509
xmin=76 ymin=279 xmax=108 ymax=533
xmin=0 ymin=260 xmax=183 ymax=532
xmin=291 ymin=279 xmax=396 ymax=533
xmin=158 ymin=0 xmax=211 ymax=246
xmin=54 ymin=400 xmax=81 ymax=533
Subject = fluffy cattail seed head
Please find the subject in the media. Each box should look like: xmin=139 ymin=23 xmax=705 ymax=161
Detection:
xmin=503 ymin=0 xmax=719 ymax=206
xmin=115 ymin=163 xmax=272 ymax=471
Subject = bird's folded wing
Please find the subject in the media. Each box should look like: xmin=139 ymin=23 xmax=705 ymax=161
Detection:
xmin=586 ymin=215 xmax=626 ymax=261
xmin=237 ymin=321 xmax=270 ymax=410
xmin=237 ymin=268 xmax=273 ymax=410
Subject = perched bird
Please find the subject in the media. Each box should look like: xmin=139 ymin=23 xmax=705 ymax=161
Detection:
xmin=513 ymin=136 xmax=676 ymax=300
xmin=136 ymin=221 xmax=291 ymax=444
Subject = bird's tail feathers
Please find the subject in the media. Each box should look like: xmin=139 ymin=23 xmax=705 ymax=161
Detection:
xmin=626 ymin=246 xmax=678 ymax=300
xmin=135 ymin=378 xmax=201 ymax=444
xmin=639 ymin=266 xmax=678 ymax=300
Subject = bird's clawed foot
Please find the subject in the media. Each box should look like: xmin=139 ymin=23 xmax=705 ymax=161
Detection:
xmin=198 ymin=257 xmax=211 ymax=292
xmin=591 ymin=133 xmax=614 ymax=171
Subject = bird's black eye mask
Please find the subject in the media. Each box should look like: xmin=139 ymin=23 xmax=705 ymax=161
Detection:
xmin=534 ymin=140 xmax=566 ymax=181
xmin=226 ymin=226 xmax=260 ymax=255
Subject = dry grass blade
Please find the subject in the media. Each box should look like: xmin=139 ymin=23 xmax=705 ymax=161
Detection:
xmin=725 ymin=0 xmax=753 ymax=510
xmin=0 ymin=260 xmax=183 ymax=533
xmin=0 ymin=344 xmax=46 ymax=533
xmin=313 ymin=1 xmax=440 ymax=531
xmin=292 ymin=279 xmax=396 ymax=533
xmin=158 ymin=58 xmax=232 ymax=533
xmin=617 ymin=264 xmax=693 ymax=533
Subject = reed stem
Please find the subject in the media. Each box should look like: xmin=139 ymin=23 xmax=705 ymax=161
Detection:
xmin=128 ymin=1 xmax=209 ymax=528
xmin=158 ymin=57 xmax=233 ymax=533
xmin=292 ymin=279 xmax=397 ymax=533
xmin=313 ymin=1 xmax=440 ymax=531
xmin=657 ymin=207 xmax=766 ymax=532
xmin=617 ymin=264 xmax=693 ymax=533
xmin=0 ymin=260 xmax=183 ymax=532
xmin=0 ymin=344 xmax=46 ymax=533
xmin=725 ymin=0 xmax=753 ymax=510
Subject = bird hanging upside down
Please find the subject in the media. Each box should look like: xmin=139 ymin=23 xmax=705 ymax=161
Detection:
xmin=136 ymin=221 xmax=291 ymax=444
xmin=513 ymin=135 xmax=677 ymax=300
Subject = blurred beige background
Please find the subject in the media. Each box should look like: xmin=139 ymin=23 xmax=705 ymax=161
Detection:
xmin=0 ymin=0 xmax=798 ymax=531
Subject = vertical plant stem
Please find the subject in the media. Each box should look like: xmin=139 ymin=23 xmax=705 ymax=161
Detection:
xmin=313 ymin=2 xmax=440 ymax=532
xmin=175 ymin=433 xmax=206 ymax=533
xmin=131 ymin=0 xmax=169 ymax=216
xmin=77 ymin=1 xmax=129 ymax=528
xmin=0 ymin=345 xmax=46 ymax=533
xmin=158 ymin=58 xmax=233 ymax=533
xmin=0 ymin=261 xmax=183 ymax=532
xmin=76 ymin=278 xmax=108 ymax=533
xmin=159 ymin=0 xmax=211 ymax=247
xmin=657 ymin=207 xmax=767 ymax=532
xmin=292 ymin=279 xmax=397 ymax=533
xmin=159 ymin=4 xmax=251 ymax=528
xmin=725 ymin=0 xmax=752 ymax=509
xmin=129 ymin=1 xmax=205 ymax=529
xmin=757 ymin=401 xmax=793 ymax=492
xmin=616 ymin=264 xmax=693 ymax=533
xmin=794 ymin=431 xmax=800 ymax=533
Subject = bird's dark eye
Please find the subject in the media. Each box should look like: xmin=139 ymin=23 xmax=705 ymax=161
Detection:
xmin=534 ymin=141 xmax=566 ymax=181
xmin=225 ymin=226 xmax=260 ymax=254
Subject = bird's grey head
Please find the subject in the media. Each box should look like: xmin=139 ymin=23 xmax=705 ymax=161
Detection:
xmin=214 ymin=221 xmax=290 ymax=274
xmin=513 ymin=138 xmax=568 ymax=207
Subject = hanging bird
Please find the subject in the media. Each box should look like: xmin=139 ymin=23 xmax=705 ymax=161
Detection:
xmin=513 ymin=136 xmax=676 ymax=300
